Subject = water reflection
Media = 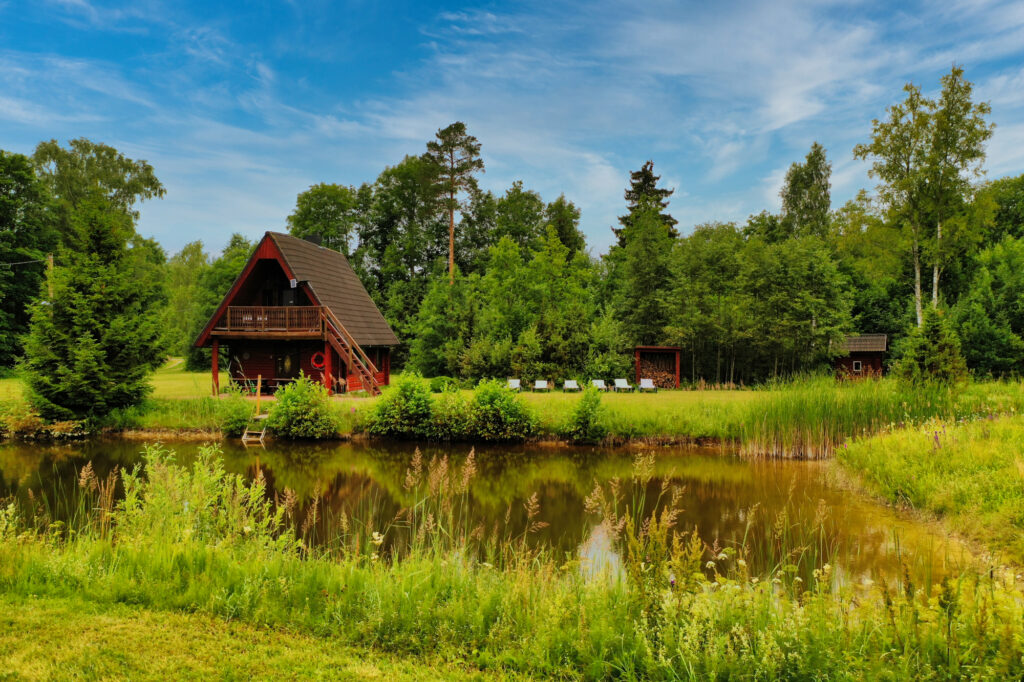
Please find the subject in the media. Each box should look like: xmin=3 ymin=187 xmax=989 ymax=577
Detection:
xmin=0 ymin=438 xmax=969 ymax=583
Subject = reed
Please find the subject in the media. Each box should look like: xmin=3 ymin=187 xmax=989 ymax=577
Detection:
xmin=1 ymin=444 xmax=1022 ymax=679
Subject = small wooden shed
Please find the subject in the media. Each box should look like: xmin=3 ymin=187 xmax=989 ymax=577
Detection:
xmin=835 ymin=334 xmax=887 ymax=377
xmin=634 ymin=346 xmax=681 ymax=389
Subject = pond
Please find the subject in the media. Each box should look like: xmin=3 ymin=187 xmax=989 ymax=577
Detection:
xmin=0 ymin=438 xmax=970 ymax=584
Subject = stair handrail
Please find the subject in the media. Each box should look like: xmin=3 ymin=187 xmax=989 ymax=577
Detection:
xmin=320 ymin=307 xmax=380 ymax=375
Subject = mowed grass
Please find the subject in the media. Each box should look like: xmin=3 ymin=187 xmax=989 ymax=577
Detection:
xmin=0 ymin=595 xmax=494 ymax=681
xmin=839 ymin=415 xmax=1024 ymax=562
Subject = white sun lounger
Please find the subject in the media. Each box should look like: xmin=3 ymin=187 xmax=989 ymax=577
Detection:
xmin=639 ymin=378 xmax=658 ymax=392
xmin=613 ymin=378 xmax=634 ymax=392
xmin=591 ymin=379 xmax=608 ymax=391
xmin=563 ymin=379 xmax=581 ymax=392
xmin=508 ymin=378 xmax=521 ymax=392
xmin=533 ymin=379 xmax=550 ymax=392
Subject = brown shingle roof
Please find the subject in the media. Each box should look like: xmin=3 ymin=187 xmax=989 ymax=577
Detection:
xmin=840 ymin=334 xmax=887 ymax=353
xmin=269 ymin=232 xmax=399 ymax=347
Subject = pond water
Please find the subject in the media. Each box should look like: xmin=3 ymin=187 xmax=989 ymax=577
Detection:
xmin=0 ymin=438 xmax=970 ymax=584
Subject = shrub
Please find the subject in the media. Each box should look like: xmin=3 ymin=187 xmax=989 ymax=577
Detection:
xmin=365 ymin=374 xmax=433 ymax=439
xmin=470 ymin=379 xmax=537 ymax=441
xmin=218 ymin=387 xmax=254 ymax=438
xmin=428 ymin=376 xmax=457 ymax=393
xmin=424 ymin=387 xmax=472 ymax=441
xmin=562 ymin=386 xmax=607 ymax=443
xmin=265 ymin=374 xmax=339 ymax=439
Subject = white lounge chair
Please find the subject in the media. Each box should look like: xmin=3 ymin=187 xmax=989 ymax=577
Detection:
xmin=533 ymin=379 xmax=550 ymax=392
xmin=639 ymin=378 xmax=658 ymax=392
xmin=591 ymin=379 xmax=608 ymax=391
xmin=613 ymin=378 xmax=634 ymax=392
xmin=563 ymin=379 xmax=581 ymax=392
xmin=508 ymin=378 xmax=521 ymax=392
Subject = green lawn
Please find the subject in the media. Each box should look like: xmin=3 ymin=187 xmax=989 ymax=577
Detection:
xmin=0 ymin=595 xmax=495 ymax=681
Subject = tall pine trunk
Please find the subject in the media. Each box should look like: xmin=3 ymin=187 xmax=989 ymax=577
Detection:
xmin=932 ymin=220 xmax=942 ymax=308
xmin=448 ymin=193 xmax=455 ymax=285
xmin=913 ymin=236 xmax=923 ymax=327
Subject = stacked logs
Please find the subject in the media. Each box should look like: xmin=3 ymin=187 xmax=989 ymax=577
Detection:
xmin=638 ymin=359 xmax=676 ymax=388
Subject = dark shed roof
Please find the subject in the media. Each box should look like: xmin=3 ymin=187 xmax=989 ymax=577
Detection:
xmin=269 ymin=232 xmax=399 ymax=347
xmin=840 ymin=334 xmax=887 ymax=353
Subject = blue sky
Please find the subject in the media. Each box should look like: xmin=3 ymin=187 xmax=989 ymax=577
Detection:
xmin=3 ymin=0 xmax=1024 ymax=255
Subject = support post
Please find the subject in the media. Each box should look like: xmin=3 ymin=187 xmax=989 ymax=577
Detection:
xmin=324 ymin=342 xmax=333 ymax=395
xmin=634 ymin=348 xmax=641 ymax=386
xmin=211 ymin=339 xmax=220 ymax=396
xmin=674 ymin=349 xmax=680 ymax=389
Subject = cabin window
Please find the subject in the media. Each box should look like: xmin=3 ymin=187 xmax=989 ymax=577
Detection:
xmin=852 ymin=360 xmax=862 ymax=373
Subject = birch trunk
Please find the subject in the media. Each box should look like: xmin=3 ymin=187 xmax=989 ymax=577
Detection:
xmin=932 ymin=220 xmax=942 ymax=308
xmin=913 ymin=236 xmax=923 ymax=327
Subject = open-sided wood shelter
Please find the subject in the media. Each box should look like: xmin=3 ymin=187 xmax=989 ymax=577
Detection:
xmin=193 ymin=232 xmax=398 ymax=396
xmin=835 ymin=334 xmax=887 ymax=378
xmin=634 ymin=346 xmax=681 ymax=389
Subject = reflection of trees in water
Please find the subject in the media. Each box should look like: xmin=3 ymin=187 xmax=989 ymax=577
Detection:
xmin=0 ymin=439 xmax=969 ymax=580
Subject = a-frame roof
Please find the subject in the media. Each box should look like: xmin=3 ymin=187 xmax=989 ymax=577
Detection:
xmin=194 ymin=231 xmax=398 ymax=347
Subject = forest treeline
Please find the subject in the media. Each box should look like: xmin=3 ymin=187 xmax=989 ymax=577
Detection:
xmin=3 ymin=66 xmax=1024 ymax=402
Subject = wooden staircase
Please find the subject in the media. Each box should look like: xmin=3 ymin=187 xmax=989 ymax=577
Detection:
xmin=320 ymin=308 xmax=382 ymax=396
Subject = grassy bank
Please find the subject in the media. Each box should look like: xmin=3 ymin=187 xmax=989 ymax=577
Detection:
xmin=2 ymin=444 xmax=1023 ymax=679
xmin=0 ymin=594 xmax=488 ymax=681
xmin=838 ymin=415 xmax=1024 ymax=563
xmin=5 ymin=361 xmax=1024 ymax=457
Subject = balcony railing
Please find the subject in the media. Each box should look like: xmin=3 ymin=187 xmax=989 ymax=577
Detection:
xmin=218 ymin=306 xmax=324 ymax=333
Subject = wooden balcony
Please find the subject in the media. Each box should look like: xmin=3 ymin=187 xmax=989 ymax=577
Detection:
xmin=211 ymin=306 xmax=324 ymax=338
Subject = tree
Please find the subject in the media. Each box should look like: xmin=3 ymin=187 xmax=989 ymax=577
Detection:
xmin=614 ymin=160 xmax=678 ymax=245
xmin=616 ymin=205 xmax=673 ymax=345
xmin=163 ymin=241 xmax=210 ymax=357
xmin=22 ymin=196 xmax=167 ymax=420
xmin=495 ymin=180 xmax=545 ymax=252
xmin=976 ymin=174 xmax=1024 ymax=242
xmin=780 ymin=142 xmax=832 ymax=239
xmin=424 ymin=122 xmax=484 ymax=284
xmin=545 ymin=194 xmax=585 ymax=255
xmin=287 ymin=183 xmax=362 ymax=255
xmin=951 ymin=267 xmax=1024 ymax=377
xmin=924 ymin=67 xmax=994 ymax=307
xmin=184 ymin=234 xmax=253 ymax=371
xmin=32 ymin=138 xmax=164 ymax=219
xmin=408 ymin=268 xmax=475 ymax=377
xmin=894 ymin=306 xmax=968 ymax=385
xmin=854 ymin=67 xmax=992 ymax=326
xmin=0 ymin=150 xmax=58 ymax=367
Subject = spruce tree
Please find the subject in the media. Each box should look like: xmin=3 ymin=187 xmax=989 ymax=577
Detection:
xmin=895 ymin=306 xmax=968 ymax=385
xmin=617 ymin=204 xmax=673 ymax=345
xmin=22 ymin=195 xmax=167 ymax=420
xmin=614 ymin=160 xmax=678 ymax=245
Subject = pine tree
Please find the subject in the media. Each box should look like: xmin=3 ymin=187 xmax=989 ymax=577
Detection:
xmin=614 ymin=161 xmax=678 ymax=245
xmin=617 ymin=204 xmax=673 ymax=344
xmin=22 ymin=196 xmax=167 ymax=420
xmin=895 ymin=306 xmax=968 ymax=385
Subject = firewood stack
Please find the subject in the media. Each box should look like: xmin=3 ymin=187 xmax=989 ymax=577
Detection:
xmin=638 ymin=358 xmax=675 ymax=388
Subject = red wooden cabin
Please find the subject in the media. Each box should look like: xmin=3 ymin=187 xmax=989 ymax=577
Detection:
xmin=835 ymin=334 xmax=887 ymax=378
xmin=193 ymin=232 xmax=398 ymax=396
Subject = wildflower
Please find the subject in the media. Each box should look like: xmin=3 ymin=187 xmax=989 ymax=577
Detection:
xmin=751 ymin=577 xmax=759 ymax=584
xmin=371 ymin=531 xmax=385 ymax=546
xmin=737 ymin=559 xmax=747 ymax=568
xmin=243 ymin=525 xmax=252 ymax=534
xmin=705 ymin=561 xmax=716 ymax=570
xmin=717 ymin=552 xmax=728 ymax=561
xmin=794 ymin=577 xmax=803 ymax=583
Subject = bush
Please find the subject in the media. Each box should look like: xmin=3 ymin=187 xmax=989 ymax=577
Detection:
xmin=265 ymin=374 xmax=339 ymax=439
xmin=428 ymin=376 xmax=457 ymax=393
xmin=424 ymin=387 xmax=472 ymax=441
xmin=562 ymin=386 xmax=607 ymax=443
xmin=470 ymin=379 xmax=537 ymax=441
xmin=365 ymin=374 xmax=433 ymax=439
xmin=218 ymin=387 xmax=254 ymax=438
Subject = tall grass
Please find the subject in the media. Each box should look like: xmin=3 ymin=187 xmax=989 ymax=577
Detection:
xmin=839 ymin=414 xmax=1024 ymax=563
xmin=2 ymin=444 xmax=1023 ymax=678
